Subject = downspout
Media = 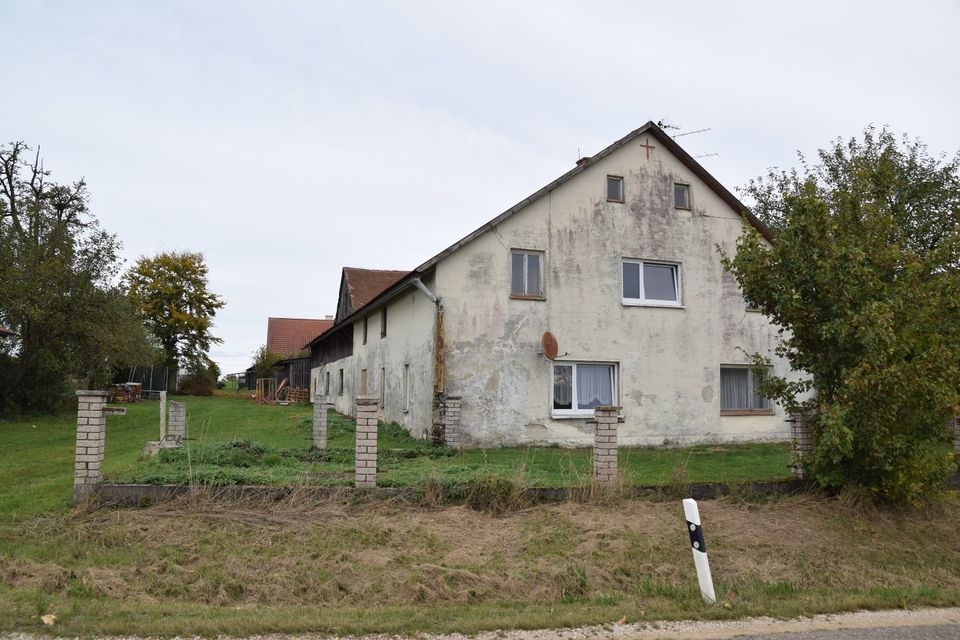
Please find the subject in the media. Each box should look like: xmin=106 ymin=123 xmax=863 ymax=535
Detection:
xmin=410 ymin=278 xmax=444 ymax=394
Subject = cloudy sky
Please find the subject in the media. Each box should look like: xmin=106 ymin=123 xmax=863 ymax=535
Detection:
xmin=5 ymin=1 xmax=958 ymax=375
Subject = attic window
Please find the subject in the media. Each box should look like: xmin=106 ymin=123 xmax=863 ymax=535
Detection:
xmin=607 ymin=176 xmax=624 ymax=202
xmin=674 ymin=183 xmax=690 ymax=210
xmin=511 ymin=250 xmax=544 ymax=299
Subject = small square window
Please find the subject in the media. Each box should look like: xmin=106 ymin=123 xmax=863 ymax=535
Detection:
xmin=720 ymin=366 xmax=772 ymax=413
xmin=607 ymin=176 xmax=624 ymax=202
xmin=674 ymin=183 xmax=690 ymax=209
xmin=622 ymin=260 xmax=681 ymax=306
xmin=510 ymin=250 xmax=544 ymax=298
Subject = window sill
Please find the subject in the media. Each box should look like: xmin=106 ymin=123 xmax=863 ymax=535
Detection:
xmin=674 ymin=205 xmax=691 ymax=211
xmin=510 ymin=294 xmax=546 ymax=301
xmin=622 ymin=300 xmax=684 ymax=309
xmin=606 ymin=198 xmax=624 ymax=203
xmin=745 ymin=308 xmax=763 ymax=314
xmin=552 ymin=412 xmax=625 ymax=421
xmin=721 ymin=409 xmax=775 ymax=416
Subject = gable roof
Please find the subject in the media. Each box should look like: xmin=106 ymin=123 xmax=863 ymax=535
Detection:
xmin=339 ymin=267 xmax=408 ymax=316
xmin=266 ymin=317 xmax=333 ymax=356
xmin=414 ymin=121 xmax=773 ymax=273
xmin=307 ymin=121 xmax=773 ymax=349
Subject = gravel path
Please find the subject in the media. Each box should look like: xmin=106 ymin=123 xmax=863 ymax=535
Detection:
xmin=3 ymin=606 xmax=959 ymax=640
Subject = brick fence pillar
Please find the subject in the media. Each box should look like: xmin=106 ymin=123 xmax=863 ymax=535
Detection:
xmin=75 ymin=390 xmax=110 ymax=504
xmin=355 ymin=396 xmax=380 ymax=488
xmin=789 ymin=412 xmax=814 ymax=480
xmin=313 ymin=395 xmax=333 ymax=450
xmin=443 ymin=396 xmax=462 ymax=449
xmin=167 ymin=401 xmax=187 ymax=441
xmin=593 ymin=405 xmax=620 ymax=488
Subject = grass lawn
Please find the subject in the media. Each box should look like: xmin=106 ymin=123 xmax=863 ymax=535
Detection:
xmin=1 ymin=394 xmax=958 ymax=636
xmin=0 ymin=493 xmax=958 ymax=636
xmin=0 ymin=395 xmax=792 ymax=517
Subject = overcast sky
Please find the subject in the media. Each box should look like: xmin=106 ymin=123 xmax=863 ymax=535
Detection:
xmin=5 ymin=1 xmax=958 ymax=375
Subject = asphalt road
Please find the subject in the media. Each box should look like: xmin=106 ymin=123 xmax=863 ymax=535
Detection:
xmin=733 ymin=623 xmax=960 ymax=639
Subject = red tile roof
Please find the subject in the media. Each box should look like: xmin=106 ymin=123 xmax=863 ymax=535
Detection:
xmin=266 ymin=318 xmax=333 ymax=356
xmin=342 ymin=268 xmax=408 ymax=313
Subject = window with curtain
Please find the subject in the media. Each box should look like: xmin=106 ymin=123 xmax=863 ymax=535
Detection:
xmin=511 ymin=250 xmax=544 ymax=298
xmin=622 ymin=259 xmax=681 ymax=306
xmin=552 ymin=362 xmax=616 ymax=415
xmin=720 ymin=366 xmax=771 ymax=413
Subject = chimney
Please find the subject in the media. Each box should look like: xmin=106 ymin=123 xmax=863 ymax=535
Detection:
xmin=576 ymin=156 xmax=591 ymax=166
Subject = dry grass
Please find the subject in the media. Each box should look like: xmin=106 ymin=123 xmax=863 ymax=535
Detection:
xmin=1 ymin=492 xmax=959 ymax=635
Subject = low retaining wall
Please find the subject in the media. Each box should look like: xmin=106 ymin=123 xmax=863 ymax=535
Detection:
xmin=97 ymin=478 xmax=821 ymax=508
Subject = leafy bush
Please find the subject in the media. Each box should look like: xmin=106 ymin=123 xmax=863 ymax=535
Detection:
xmin=722 ymin=127 xmax=960 ymax=504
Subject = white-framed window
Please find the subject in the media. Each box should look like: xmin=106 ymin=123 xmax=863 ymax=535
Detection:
xmin=511 ymin=250 xmax=544 ymax=298
xmin=720 ymin=365 xmax=772 ymax=414
xmin=622 ymin=259 xmax=682 ymax=307
xmin=552 ymin=361 xmax=617 ymax=416
xmin=607 ymin=175 xmax=624 ymax=202
xmin=674 ymin=183 xmax=690 ymax=209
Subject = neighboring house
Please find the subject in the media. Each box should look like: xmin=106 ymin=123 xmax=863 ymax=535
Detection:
xmin=307 ymin=121 xmax=800 ymax=446
xmin=267 ymin=317 xmax=333 ymax=357
xmin=247 ymin=317 xmax=334 ymax=390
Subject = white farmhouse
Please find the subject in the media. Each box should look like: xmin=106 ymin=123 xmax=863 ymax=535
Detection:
xmin=305 ymin=122 xmax=798 ymax=446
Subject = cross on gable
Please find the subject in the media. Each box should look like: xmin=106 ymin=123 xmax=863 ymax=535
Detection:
xmin=640 ymin=138 xmax=655 ymax=159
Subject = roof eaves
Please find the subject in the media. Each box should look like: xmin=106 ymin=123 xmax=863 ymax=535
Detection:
xmin=304 ymin=267 xmax=427 ymax=350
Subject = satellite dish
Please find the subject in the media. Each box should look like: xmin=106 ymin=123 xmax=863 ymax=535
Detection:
xmin=541 ymin=331 xmax=559 ymax=360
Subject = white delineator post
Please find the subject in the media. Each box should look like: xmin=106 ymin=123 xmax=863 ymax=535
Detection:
xmin=355 ymin=396 xmax=379 ymax=489
xmin=682 ymin=498 xmax=716 ymax=603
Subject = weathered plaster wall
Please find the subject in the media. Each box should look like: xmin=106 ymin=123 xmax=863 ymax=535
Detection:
xmin=311 ymin=275 xmax=437 ymax=438
xmin=433 ymin=134 xmax=800 ymax=446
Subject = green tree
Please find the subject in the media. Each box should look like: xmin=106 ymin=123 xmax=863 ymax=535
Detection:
xmin=126 ymin=252 xmax=225 ymax=391
xmin=722 ymin=127 xmax=960 ymax=504
xmin=0 ymin=142 xmax=155 ymax=413
xmin=250 ymin=344 xmax=281 ymax=380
